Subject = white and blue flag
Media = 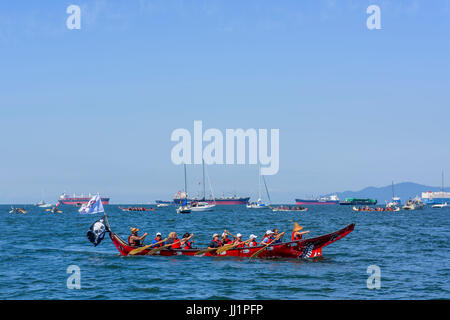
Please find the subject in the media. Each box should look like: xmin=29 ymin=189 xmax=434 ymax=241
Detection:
xmin=79 ymin=194 xmax=104 ymax=214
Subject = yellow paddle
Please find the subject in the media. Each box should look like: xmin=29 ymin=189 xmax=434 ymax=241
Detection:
xmin=249 ymin=232 xmax=285 ymax=259
xmin=128 ymin=237 xmax=168 ymax=256
xmin=216 ymin=238 xmax=253 ymax=254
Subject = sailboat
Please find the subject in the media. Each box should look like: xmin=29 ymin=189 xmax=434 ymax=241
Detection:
xmin=190 ymin=161 xmax=216 ymax=212
xmin=176 ymin=164 xmax=192 ymax=214
xmin=386 ymin=181 xmax=401 ymax=208
xmin=432 ymin=171 xmax=448 ymax=209
xmin=247 ymin=167 xmax=270 ymax=209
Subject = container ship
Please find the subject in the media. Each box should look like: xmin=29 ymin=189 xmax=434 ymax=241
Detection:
xmin=295 ymin=195 xmax=339 ymax=205
xmin=421 ymin=191 xmax=450 ymax=205
xmin=173 ymin=191 xmax=250 ymax=205
xmin=58 ymin=193 xmax=110 ymax=206
xmin=339 ymin=198 xmax=377 ymax=205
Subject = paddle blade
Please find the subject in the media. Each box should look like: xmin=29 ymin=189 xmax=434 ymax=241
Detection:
xmin=129 ymin=245 xmax=151 ymax=256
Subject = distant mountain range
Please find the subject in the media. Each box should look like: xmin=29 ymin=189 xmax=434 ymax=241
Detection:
xmin=325 ymin=182 xmax=449 ymax=203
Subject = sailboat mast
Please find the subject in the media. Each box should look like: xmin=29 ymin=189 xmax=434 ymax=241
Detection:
xmin=262 ymin=175 xmax=271 ymax=204
xmin=202 ymin=160 xmax=206 ymax=200
xmin=442 ymin=170 xmax=444 ymax=204
xmin=184 ymin=164 xmax=187 ymax=194
xmin=258 ymin=166 xmax=262 ymax=200
xmin=392 ymin=180 xmax=394 ymax=198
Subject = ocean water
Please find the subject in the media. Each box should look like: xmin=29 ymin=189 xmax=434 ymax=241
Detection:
xmin=0 ymin=204 xmax=448 ymax=300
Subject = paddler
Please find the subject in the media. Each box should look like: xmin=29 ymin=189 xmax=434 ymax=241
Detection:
xmin=233 ymin=233 xmax=245 ymax=248
xmin=151 ymin=232 xmax=165 ymax=248
xmin=272 ymin=228 xmax=283 ymax=243
xmin=247 ymin=234 xmax=258 ymax=247
xmin=292 ymin=222 xmax=304 ymax=241
xmin=262 ymin=230 xmax=274 ymax=244
xmin=181 ymin=232 xmax=195 ymax=249
xmin=221 ymin=231 xmax=233 ymax=245
xmin=166 ymin=232 xmax=181 ymax=249
xmin=208 ymin=233 xmax=223 ymax=249
xmin=128 ymin=227 xmax=148 ymax=247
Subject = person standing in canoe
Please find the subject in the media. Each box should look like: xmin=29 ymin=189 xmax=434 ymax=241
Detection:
xmin=181 ymin=233 xmax=195 ymax=249
xmin=208 ymin=233 xmax=223 ymax=249
xmin=247 ymin=234 xmax=258 ymax=247
xmin=166 ymin=232 xmax=182 ymax=249
xmin=292 ymin=222 xmax=304 ymax=241
xmin=151 ymin=232 xmax=165 ymax=248
xmin=128 ymin=227 xmax=148 ymax=247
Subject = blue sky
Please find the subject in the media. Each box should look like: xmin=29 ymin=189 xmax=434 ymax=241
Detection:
xmin=0 ymin=0 xmax=449 ymax=203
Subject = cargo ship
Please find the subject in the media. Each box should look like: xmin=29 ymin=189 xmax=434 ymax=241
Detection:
xmin=173 ymin=191 xmax=250 ymax=205
xmin=295 ymin=195 xmax=339 ymax=205
xmin=422 ymin=191 xmax=450 ymax=205
xmin=58 ymin=193 xmax=110 ymax=206
xmin=339 ymin=198 xmax=377 ymax=205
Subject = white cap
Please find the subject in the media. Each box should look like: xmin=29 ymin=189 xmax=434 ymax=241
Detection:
xmin=236 ymin=233 xmax=242 ymax=237
xmin=266 ymin=230 xmax=274 ymax=234
xmin=156 ymin=232 xmax=161 ymax=236
xmin=250 ymin=234 xmax=257 ymax=239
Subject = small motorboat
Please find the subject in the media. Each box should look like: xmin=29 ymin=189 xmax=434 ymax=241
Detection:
xmin=176 ymin=205 xmax=191 ymax=214
xmin=36 ymin=200 xmax=52 ymax=208
xmin=246 ymin=199 xmax=269 ymax=209
xmin=431 ymin=202 xmax=449 ymax=209
xmin=271 ymin=205 xmax=308 ymax=212
xmin=402 ymin=198 xmax=425 ymax=210
xmin=45 ymin=207 xmax=63 ymax=213
xmin=190 ymin=201 xmax=215 ymax=212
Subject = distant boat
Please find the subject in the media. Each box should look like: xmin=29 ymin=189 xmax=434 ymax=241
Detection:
xmin=155 ymin=200 xmax=173 ymax=207
xmin=36 ymin=200 xmax=52 ymax=208
xmin=402 ymin=197 xmax=425 ymax=210
xmin=339 ymin=198 xmax=377 ymax=206
xmin=9 ymin=207 xmax=26 ymax=214
xmin=173 ymin=164 xmax=249 ymax=205
xmin=296 ymin=195 xmax=339 ymax=205
xmin=247 ymin=167 xmax=270 ymax=209
xmin=432 ymin=171 xmax=449 ymax=209
xmin=386 ymin=181 xmax=401 ymax=208
xmin=58 ymin=193 xmax=110 ymax=206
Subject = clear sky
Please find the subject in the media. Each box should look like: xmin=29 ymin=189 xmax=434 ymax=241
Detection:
xmin=0 ymin=0 xmax=449 ymax=203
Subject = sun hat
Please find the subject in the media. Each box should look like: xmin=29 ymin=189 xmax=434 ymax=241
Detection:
xmin=266 ymin=230 xmax=274 ymax=234
xmin=293 ymin=222 xmax=303 ymax=232
xmin=236 ymin=233 xmax=242 ymax=237
xmin=131 ymin=227 xmax=139 ymax=233
xmin=213 ymin=233 xmax=219 ymax=238
xmin=156 ymin=232 xmax=161 ymax=236
xmin=250 ymin=234 xmax=257 ymax=239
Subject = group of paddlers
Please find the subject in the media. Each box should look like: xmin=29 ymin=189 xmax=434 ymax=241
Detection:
xmin=354 ymin=206 xmax=398 ymax=212
xmin=120 ymin=207 xmax=154 ymax=212
xmin=127 ymin=222 xmax=309 ymax=250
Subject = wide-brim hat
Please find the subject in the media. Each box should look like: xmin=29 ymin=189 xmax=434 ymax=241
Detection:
xmin=293 ymin=222 xmax=303 ymax=232
xmin=131 ymin=227 xmax=139 ymax=233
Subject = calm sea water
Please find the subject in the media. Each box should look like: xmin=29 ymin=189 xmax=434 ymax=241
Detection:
xmin=0 ymin=204 xmax=448 ymax=300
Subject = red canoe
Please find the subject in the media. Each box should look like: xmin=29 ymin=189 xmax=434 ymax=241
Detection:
xmin=109 ymin=223 xmax=355 ymax=259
